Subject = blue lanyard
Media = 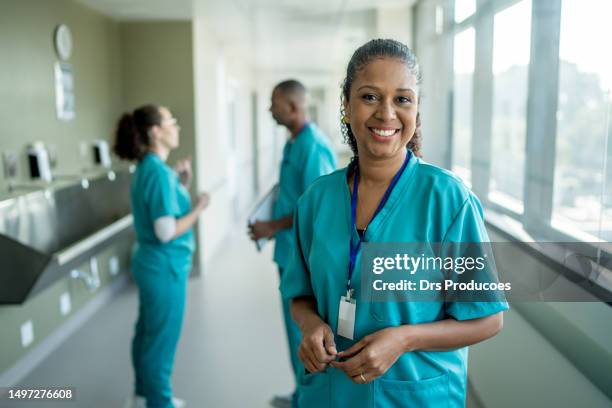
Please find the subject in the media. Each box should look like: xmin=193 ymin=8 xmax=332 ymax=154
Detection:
xmin=347 ymin=151 xmax=411 ymax=296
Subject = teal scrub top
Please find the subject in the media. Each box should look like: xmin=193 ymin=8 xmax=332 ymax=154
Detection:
xmin=131 ymin=153 xmax=195 ymax=278
xmin=273 ymin=122 xmax=337 ymax=269
xmin=281 ymin=153 xmax=508 ymax=407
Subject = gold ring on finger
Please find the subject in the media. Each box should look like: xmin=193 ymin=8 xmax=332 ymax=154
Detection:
xmin=360 ymin=373 xmax=367 ymax=383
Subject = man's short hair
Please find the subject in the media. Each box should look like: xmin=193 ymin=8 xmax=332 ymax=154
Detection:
xmin=274 ymin=79 xmax=306 ymax=103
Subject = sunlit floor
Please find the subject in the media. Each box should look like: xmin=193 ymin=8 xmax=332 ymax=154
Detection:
xmin=9 ymin=231 xmax=294 ymax=408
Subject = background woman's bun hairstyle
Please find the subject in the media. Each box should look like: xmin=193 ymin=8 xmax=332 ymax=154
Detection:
xmin=113 ymin=104 xmax=162 ymax=161
xmin=340 ymin=38 xmax=423 ymax=159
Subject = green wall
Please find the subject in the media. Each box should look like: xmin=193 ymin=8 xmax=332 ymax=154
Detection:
xmin=120 ymin=21 xmax=199 ymax=272
xmin=0 ymin=246 xmax=131 ymax=374
xmin=0 ymin=0 xmax=126 ymax=377
xmin=0 ymin=0 xmax=122 ymax=186
xmin=120 ymin=22 xmax=196 ymax=176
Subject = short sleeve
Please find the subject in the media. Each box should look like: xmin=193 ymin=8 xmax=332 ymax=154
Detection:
xmin=443 ymin=193 xmax=509 ymax=320
xmin=146 ymin=167 xmax=181 ymax=221
xmin=302 ymin=144 xmax=335 ymax=190
xmin=280 ymin=207 xmax=315 ymax=299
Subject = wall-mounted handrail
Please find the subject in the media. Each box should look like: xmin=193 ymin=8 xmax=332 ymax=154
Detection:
xmin=56 ymin=214 xmax=133 ymax=266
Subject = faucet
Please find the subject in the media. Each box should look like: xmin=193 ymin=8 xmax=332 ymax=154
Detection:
xmin=70 ymin=268 xmax=100 ymax=292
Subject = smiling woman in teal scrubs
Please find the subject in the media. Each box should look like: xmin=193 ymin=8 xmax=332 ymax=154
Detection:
xmin=114 ymin=105 xmax=209 ymax=408
xmin=281 ymin=39 xmax=508 ymax=407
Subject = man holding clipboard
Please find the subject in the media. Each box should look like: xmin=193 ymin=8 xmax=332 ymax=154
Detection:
xmin=248 ymin=184 xmax=278 ymax=251
xmin=248 ymin=80 xmax=337 ymax=408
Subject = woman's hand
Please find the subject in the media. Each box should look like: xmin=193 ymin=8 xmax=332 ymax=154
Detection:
xmin=175 ymin=192 xmax=210 ymax=238
xmin=195 ymin=192 xmax=210 ymax=211
xmin=330 ymin=313 xmax=504 ymax=383
xmin=175 ymin=156 xmax=193 ymax=187
xmin=298 ymin=315 xmax=338 ymax=373
xmin=331 ymin=327 xmax=407 ymax=384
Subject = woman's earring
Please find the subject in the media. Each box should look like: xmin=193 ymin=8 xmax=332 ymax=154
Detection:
xmin=342 ymin=115 xmax=350 ymax=124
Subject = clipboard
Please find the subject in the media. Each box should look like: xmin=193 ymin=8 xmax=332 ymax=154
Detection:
xmin=248 ymin=184 xmax=279 ymax=251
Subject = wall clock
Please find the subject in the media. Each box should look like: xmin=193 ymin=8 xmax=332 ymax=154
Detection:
xmin=54 ymin=24 xmax=73 ymax=61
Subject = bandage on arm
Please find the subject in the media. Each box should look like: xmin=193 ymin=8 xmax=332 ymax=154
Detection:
xmin=154 ymin=216 xmax=177 ymax=243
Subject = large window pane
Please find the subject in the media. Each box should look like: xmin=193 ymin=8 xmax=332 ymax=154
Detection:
xmin=454 ymin=0 xmax=476 ymax=23
xmin=488 ymin=0 xmax=531 ymax=213
xmin=552 ymin=0 xmax=612 ymax=241
xmin=451 ymin=27 xmax=475 ymax=186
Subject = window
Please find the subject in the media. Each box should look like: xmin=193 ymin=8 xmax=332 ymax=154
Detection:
xmin=488 ymin=0 xmax=532 ymax=214
xmin=454 ymin=0 xmax=476 ymax=23
xmin=552 ymin=0 xmax=612 ymax=241
xmin=451 ymin=27 xmax=475 ymax=186
xmin=435 ymin=5 xmax=445 ymax=35
xmin=414 ymin=0 xmax=612 ymax=295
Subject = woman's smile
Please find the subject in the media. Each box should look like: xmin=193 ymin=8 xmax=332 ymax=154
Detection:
xmin=345 ymin=58 xmax=419 ymax=161
xmin=368 ymin=126 xmax=402 ymax=142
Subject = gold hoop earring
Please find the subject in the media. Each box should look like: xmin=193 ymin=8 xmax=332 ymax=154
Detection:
xmin=342 ymin=115 xmax=350 ymax=124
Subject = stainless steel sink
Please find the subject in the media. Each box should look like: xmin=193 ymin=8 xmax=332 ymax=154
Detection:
xmin=0 ymin=169 xmax=133 ymax=304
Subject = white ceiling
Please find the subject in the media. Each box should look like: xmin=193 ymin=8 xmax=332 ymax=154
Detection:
xmin=77 ymin=0 xmax=415 ymax=21
xmin=77 ymin=0 xmax=416 ymax=75
xmin=77 ymin=0 xmax=194 ymax=20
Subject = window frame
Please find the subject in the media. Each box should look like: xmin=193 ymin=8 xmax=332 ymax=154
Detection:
xmin=450 ymin=23 xmax=477 ymax=188
xmin=413 ymin=0 xmax=612 ymax=300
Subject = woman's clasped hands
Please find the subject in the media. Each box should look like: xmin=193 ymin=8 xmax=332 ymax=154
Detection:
xmin=299 ymin=316 xmax=408 ymax=384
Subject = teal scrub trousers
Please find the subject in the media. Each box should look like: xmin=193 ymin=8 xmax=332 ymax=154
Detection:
xmin=279 ymin=268 xmax=303 ymax=407
xmin=131 ymin=261 xmax=187 ymax=408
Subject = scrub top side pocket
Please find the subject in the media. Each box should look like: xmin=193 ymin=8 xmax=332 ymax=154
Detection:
xmin=298 ymin=370 xmax=331 ymax=408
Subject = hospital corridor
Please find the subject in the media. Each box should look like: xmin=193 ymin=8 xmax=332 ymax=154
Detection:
xmin=1 ymin=0 xmax=611 ymax=407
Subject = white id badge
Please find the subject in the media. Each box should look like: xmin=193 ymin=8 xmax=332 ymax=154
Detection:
xmin=337 ymin=296 xmax=356 ymax=340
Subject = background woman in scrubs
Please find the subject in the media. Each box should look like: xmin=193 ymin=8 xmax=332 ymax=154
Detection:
xmin=281 ymin=39 xmax=508 ymax=407
xmin=114 ymin=105 xmax=209 ymax=408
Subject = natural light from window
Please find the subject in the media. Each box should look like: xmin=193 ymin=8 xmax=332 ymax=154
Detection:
xmin=488 ymin=0 xmax=531 ymax=214
xmin=452 ymin=27 xmax=475 ymax=187
xmin=454 ymin=0 xmax=476 ymax=23
xmin=552 ymin=0 xmax=612 ymax=241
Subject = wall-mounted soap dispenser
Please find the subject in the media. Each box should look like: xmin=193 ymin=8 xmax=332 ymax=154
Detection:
xmin=92 ymin=140 xmax=111 ymax=168
xmin=27 ymin=142 xmax=53 ymax=182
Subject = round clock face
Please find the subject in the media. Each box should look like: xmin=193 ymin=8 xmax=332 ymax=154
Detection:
xmin=54 ymin=24 xmax=73 ymax=60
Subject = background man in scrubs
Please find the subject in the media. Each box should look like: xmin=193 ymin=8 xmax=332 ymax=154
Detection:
xmin=248 ymin=79 xmax=337 ymax=408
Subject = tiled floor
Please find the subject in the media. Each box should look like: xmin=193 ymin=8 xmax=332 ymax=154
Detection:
xmin=9 ymin=232 xmax=293 ymax=408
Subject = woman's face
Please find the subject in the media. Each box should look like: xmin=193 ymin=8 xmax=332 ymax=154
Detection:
xmin=153 ymin=107 xmax=180 ymax=150
xmin=344 ymin=58 xmax=418 ymax=162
